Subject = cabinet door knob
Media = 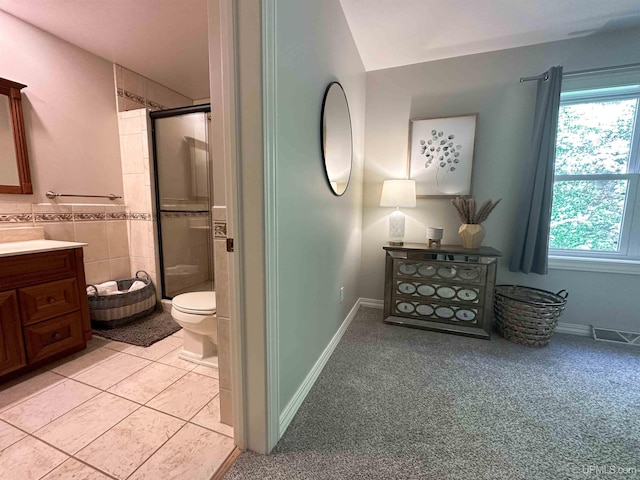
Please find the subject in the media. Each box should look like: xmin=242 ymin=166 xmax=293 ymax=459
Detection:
xmin=47 ymin=296 xmax=56 ymax=304
xmin=51 ymin=332 xmax=61 ymax=340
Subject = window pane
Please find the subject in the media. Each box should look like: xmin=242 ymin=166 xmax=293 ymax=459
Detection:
xmin=550 ymin=180 xmax=627 ymax=252
xmin=555 ymin=99 xmax=637 ymax=175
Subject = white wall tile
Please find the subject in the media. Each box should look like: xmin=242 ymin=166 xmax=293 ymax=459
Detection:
xmin=74 ymin=222 xmax=109 ymax=262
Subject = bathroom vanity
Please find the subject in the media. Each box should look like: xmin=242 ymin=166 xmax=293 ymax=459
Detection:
xmin=383 ymin=243 xmax=502 ymax=339
xmin=0 ymin=240 xmax=91 ymax=381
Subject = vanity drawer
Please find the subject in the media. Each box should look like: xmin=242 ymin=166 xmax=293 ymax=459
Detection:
xmin=18 ymin=278 xmax=80 ymax=326
xmin=0 ymin=250 xmax=77 ymax=291
xmin=23 ymin=312 xmax=84 ymax=364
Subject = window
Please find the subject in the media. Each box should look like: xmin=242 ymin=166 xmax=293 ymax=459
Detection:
xmin=549 ymin=83 xmax=640 ymax=264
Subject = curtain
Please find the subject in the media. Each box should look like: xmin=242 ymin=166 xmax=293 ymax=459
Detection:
xmin=509 ymin=66 xmax=563 ymax=274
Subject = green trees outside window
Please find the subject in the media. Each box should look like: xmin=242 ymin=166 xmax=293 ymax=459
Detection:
xmin=550 ymin=93 xmax=639 ymax=255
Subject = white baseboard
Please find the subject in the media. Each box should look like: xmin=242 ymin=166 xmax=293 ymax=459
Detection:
xmin=359 ymin=298 xmax=383 ymax=308
xmin=277 ymin=298 xmax=363 ymax=437
xmin=358 ymin=297 xmax=591 ymax=337
xmin=555 ymin=322 xmax=591 ymax=337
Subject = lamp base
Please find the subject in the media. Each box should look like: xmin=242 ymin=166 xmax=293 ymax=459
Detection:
xmin=388 ymin=210 xmax=406 ymax=246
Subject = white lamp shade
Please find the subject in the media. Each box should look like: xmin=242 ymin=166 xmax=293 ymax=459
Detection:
xmin=380 ymin=179 xmax=416 ymax=208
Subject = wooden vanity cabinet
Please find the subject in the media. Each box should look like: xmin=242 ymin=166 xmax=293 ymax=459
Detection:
xmin=0 ymin=248 xmax=91 ymax=380
xmin=0 ymin=291 xmax=26 ymax=376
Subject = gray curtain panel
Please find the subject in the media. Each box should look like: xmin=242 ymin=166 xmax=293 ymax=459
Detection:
xmin=509 ymin=66 xmax=563 ymax=274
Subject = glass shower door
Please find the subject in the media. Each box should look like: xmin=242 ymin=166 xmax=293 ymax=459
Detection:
xmin=151 ymin=106 xmax=213 ymax=299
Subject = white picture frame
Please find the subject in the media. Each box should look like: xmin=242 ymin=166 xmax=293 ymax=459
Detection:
xmin=407 ymin=114 xmax=477 ymax=197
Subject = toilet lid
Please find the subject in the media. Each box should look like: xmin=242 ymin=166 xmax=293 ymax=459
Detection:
xmin=172 ymin=292 xmax=217 ymax=315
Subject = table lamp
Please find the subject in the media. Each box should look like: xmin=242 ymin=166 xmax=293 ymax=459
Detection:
xmin=380 ymin=179 xmax=416 ymax=245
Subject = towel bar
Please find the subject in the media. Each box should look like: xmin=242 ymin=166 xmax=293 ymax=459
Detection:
xmin=46 ymin=191 xmax=122 ymax=201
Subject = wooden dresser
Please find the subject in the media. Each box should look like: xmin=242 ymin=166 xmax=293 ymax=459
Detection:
xmin=0 ymin=245 xmax=91 ymax=381
xmin=383 ymin=243 xmax=502 ymax=339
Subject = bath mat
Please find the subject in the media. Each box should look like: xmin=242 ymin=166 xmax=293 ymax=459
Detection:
xmin=92 ymin=310 xmax=181 ymax=347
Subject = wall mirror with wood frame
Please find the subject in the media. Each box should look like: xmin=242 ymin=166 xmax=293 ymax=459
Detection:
xmin=0 ymin=78 xmax=32 ymax=194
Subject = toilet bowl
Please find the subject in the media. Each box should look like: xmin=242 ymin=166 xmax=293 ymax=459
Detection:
xmin=171 ymin=291 xmax=218 ymax=367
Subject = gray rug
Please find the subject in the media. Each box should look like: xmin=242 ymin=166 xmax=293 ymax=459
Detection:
xmin=92 ymin=310 xmax=181 ymax=347
xmin=225 ymin=307 xmax=640 ymax=480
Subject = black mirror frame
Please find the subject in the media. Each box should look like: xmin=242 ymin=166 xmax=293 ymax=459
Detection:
xmin=320 ymin=81 xmax=353 ymax=196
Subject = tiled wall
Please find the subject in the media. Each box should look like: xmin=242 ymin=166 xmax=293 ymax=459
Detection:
xmin=0 ymin=203 xmax=130 ymax=284
xmin=114 ymin=65 xmax=193 ymax=112
xmin=118 ymin=109 xmax=160 ymax=293
xmin=212 ymin=206 xmax=232 ymax=425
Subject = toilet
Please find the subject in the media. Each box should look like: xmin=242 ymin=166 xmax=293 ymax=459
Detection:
xmin=171 ymin=291 xmax=218 ymax=367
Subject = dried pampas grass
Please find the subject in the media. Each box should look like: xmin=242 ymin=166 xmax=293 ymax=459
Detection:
xmin=451 ymin=196 xmax=501 ymax=224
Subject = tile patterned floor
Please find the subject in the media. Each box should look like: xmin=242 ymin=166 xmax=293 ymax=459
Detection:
xmin=0 ymin=333 xmax=235 ymax=480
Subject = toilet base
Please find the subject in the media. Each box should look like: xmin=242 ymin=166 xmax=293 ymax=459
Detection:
xmin=178 ymin=328 xmax=219 ymax=368
xmin=179 ymin=350 xmax=219 ymax=368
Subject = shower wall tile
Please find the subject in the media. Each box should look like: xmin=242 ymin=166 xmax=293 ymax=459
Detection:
xmin=0 ymin=203 xmax=32 ymax=214
xmin=121 ymin=134 xmax=145 ymax=174
xmin=124 ymin=98 xmax=145 ymax=111
xmin=120 ymin=115 xmax=144 ymax=137
xmin=0 ymin=203 xmax=133 ymax=294
xmin=122 ymin=174 xmax=149 ymax=213
xmin=0 ymin=226 xmax=43 ymax=242
xmin=130 ymin=257 xmax=152 ymax=277
xmin=109 ymin=257 xmax=131 ymax=281
xmin=114 ymin=64 xmax=122 ymax=89
xmin=213 ymin=239 xmax=229 ymax=319
xmin=114 ymin=65 xmax=193 ymax=112
xmin=33 ymin=204 xmax=73 ymax=223
xmin=117 ymin=109 xmax=160 ymax=297
xmin=122 ymin=69 xmax=145 ymax=97
xmin=219 ymin=388 xmax=232 ymax=426
xmin=73 ymin=221 xmax=108 ymax=262
xmin=84 ymin=260 xmax=112 ymax=285
xmin=128 ymin=220 xmax=150 ymax=259
xmin=42 ymin=222 xmax=75 ymax=242
xmin=119 ymin=110 xmax=141 ymax=119
xmin=107 ymin=221 xmax=130 ymax=258
xmin=217 ymin=318 xmax=231 ymax=390
xmin=212 ymin=206 xmax=227 ymax=222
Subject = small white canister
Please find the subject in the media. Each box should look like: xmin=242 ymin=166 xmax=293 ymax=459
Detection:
xmin=427 ymin=227 xmax=443 ymax=248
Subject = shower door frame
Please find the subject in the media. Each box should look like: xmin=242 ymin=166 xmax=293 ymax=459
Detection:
xmin=150 ymin=104 xmax=213 ymax=300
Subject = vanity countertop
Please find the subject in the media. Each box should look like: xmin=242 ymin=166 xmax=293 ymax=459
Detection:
xmin=0 ymin=239 xmax=88 ymax=257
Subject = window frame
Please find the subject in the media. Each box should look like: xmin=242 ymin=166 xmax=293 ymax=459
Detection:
xmin=549 ymin=85 xmax=640 ymax=264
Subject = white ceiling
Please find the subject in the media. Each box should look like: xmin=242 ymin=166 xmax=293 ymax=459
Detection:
xmin=339 ymin=0 xmax=640 ymax=71
xmin=2 ymin=1 xmax=639 ymax=98
xmin=0 ymin=0 xmax=209 ymax=99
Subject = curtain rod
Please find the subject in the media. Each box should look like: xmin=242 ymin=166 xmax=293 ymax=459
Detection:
xmin=519 ymin=62 xmax=640 ymax=83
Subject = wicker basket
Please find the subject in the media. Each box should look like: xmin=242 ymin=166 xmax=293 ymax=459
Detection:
xmin=87 ymin=271 xmax=157 ymax=329
xmin=494 ymin=285 xmax=568 ymax=347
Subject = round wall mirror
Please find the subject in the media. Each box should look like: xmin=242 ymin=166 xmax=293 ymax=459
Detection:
xmin=321 ymin=82 xmax=353 ymax=196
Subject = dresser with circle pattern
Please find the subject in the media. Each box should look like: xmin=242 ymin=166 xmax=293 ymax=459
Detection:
xmin=383 ymin=243 xmax=502 ymax=339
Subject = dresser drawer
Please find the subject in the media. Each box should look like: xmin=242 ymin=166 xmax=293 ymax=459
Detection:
xmin=0 ymin=250 xmax=77 ymax=291
xmin=393 ymin=279 xmax=484 ymax=305
xmin=23 ymin=312 xmax=84 ymax=363
xmin=393 ymin=298 xmax=482 ymax=326
xmin=18 ymin=278 xmax=80 ymax=326
xmin=394 ymin=259 xmax=487 ymax=285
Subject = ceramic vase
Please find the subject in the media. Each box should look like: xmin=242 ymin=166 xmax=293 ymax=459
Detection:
xmin=458 ymin=223 xmax=485 ymax=249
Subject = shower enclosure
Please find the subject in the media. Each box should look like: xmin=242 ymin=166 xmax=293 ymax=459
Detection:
xmin=150 ymin=105 xmax=213 ymax=299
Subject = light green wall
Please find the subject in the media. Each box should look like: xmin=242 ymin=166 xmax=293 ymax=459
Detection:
xmin=273 ymin=0 xmax=366 ymax=413
xmin=360 ymin=27 xmax=640 ymax=331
